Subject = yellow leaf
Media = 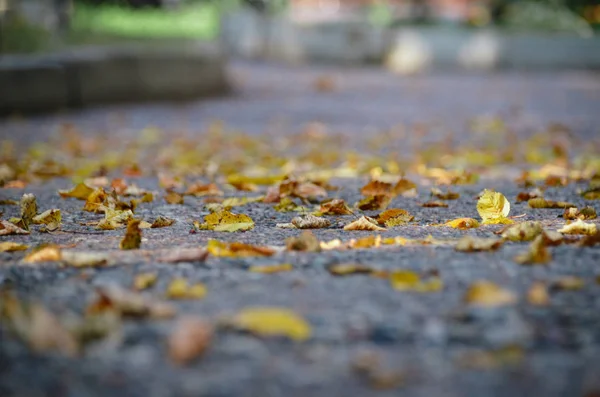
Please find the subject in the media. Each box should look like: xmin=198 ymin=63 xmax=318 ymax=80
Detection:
xmin=59 ymin=182 xmax=94 ymax=200
xmin=389 ymin=270 xmax=443 ymax=292
xmin=97 ymin=208 xmax=134 ymax=230
xmin=166 ymin=278 xmax=207 ymax=300
xmin=32 ymin=209 xmax=61 ymax=226
xmin=515 ymin=234 xmax=551 ymax=265
xmin=61 ymin=251 xmax=110 ymax=267
xmin=351 ymin=235 xmax=382 ymax=249
xmin=165 ymin=191 xmax=184 ymax=205
xmin=23 ymin=245 xmax=62 ymax=263
xmin=464 ymin=281 xmax=517 ymax=307
xmin=248 ymin=263 xmax=293 ymax=274
xmin=228 ymin=307 xmax=311 ymax=341
xmin=222 ymin=196 xmax=263 ymax=208
xmin=361 ymin=180 xmax=395 ymax=197
xmin=19 ymin=193 xmax=37 ymax=231
xmin=195 ymin=210 xmax=254 ymax=232
xmin=445 ymin=218 xmax=480 ymax=230
xmin=119 ymin=219 xmax=142 ymax=250
xmin=133 ymin=272 xmax=158 ymax=291
xmin=0 ymin=242 xmax=28 ymax=252
xmin=528 ymin=198 xmax=575 ymax=209
xmin=552 ymin=276 xmax=584 ymax=291
xmin=327 ymin=263 xmax=374 ymax=276
xmin=422 ymin=200 xmax=448 ymax=208
xmin=393 ymin=178 xmax=418 ymax=197
xmin=527 ymin=282 xmax=550 ymax=306
xmin=477 ymin=190 xmax=510 ymax=224
xmin=344 ymin=216 xmax=387 ymax=231
xmin=557 ymin=219 xmax=597 ymax=235
xmin=501 ymin=221 xmax=543 ymax=242
xmin=151 ymin=216 xmax=175 ymax=228
xmin=563 ymin=206 xmax=597 ymax=220
xmin=82 ymin=188 xmax=107 ymax=212
xmin=88 ymin=285 xmax=175 ymax=319
xmin=455 ymin=236 xmax=503 ymax=252
xmin=274 ymin=197 xmax=307 ymax=212
xmin=227 ymin=173 xmax=286 ymax=186
xmin=377 ymin=209 xmax=413 ymax=227
xmin=207 ymin=240 xmax=275 ymax=257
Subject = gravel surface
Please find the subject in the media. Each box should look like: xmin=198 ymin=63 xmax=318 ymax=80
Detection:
xmin=1 ymin=61 xmax=600 ymax=397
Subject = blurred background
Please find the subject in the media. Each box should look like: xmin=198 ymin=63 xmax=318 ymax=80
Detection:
xmin=1 ymin=0 xmax=599 ymax=113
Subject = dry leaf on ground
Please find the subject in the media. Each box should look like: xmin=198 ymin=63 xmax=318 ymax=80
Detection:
xmin=158 ymin=248 xmax=209 ymax=263
xmin=151 ymin=216 xmax=175 ymax=228
xmin=528 ymin=198 xmax=575 ymax=209
xmin=431 ymin=187 xmax=460 ymax=200
xmin=166 ymin=278 xmax=207 ymax=300
xmin=207 ymin=240 xmax=275 ymax=257
xmin=422 ymin=200 xmax=449 ymax=208
xmin=477 ymin=190 xmax=512 ymax=225
xmin=557 ymin=219 xmax=597 ymax=235
xmin=327 ymin=263 xmax=374 ymax=276
xmin=515 ymin=234 xmax=551 ymax=265
xmin=169 ymin=317 xmax=214 ymax=366
xmin=389 ymin=270 xmax=443 ymax=292
xmin=527 ymin=282 xmax=550 ymax=306
xmin=59 ymin=183 xmax=95 ymax=200
xmin=356 ymin=195 xmax=391 ymax=211
xmin=22 ymin=245 xmax=62 ymax=263
xmin=248 ymin=264 xmax=293 ymax=274
xmin=120 ymin=219 xmax=142 ymax=250
xmin=344 ymin=216 xmax=387 ymax=231
xmin=445 ymin=218 xmax=480 ymax=230
xmin=500 ymin=221 xmax=543 ymax=242
xmin=133 ymin=272 xmax=157 ymax=291
xmin=319 ymin=198 xmax=353 ymax=215
xmin=464 ymin=281 xmax=517 ymax=307
xmin=377 ymin=209 xmax=413 ymax=227
xmin=194 ymin=210 xmax=254 ymax=232
xmin=286 ymin=231 xmax=321 ymax=252
xmin=0 ymin=242 xmax=28 ymax=252
xmin=88 ymin=285 xmax=175 ymax=319
xmin=291 ymin=214 xmax=331 ymax=229
xmin=455 ymin=236 xmax=503 ymax=252
xmin=224 ymin=307 xmax=311 ymax=341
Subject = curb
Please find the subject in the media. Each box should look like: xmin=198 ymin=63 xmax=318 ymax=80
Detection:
xmin=0 ymin=42 xmax=228 ymax=114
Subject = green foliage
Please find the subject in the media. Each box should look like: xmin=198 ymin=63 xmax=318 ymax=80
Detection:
xmin=0 ymin=13 xmax=51 ymax=53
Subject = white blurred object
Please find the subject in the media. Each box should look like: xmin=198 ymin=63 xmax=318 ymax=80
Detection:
xmin=385 ymin=30 xmax=432 ymax=75
xmin=458 ymin=31 xmax=501 ymax=70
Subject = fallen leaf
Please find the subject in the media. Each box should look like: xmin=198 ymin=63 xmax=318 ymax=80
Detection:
xmin=581 ymin=186 xmax=600 ymax=200
xmin=552 ymin=276 xmax=584 ymax=291
xmin=350 ymin=235 xmax=382 ymax=249
xmin=445 ymin=218 xmax=480 ymax=230
xmin=431 ymin=187 xmax=460 ymax=200
xmin=0 ymin=242 xmax=28 ymax=252
xmin=422 ymin=200 xmax=448 ymax=208
xmin=557 ymin=219 xmax=597 ymax=235
xmin=515 ymin=234 xmax=551 ymax=265
xmin=185 ymin=182 xmax=223 ymax=197
xmin=527 ymin=282 xmax=550 ymax=306
xmin=151 ymin=216 xmax=175 ymax=228
xmin=516 ymin=189 xmax=543 ymax=203
xmin=377 ymin=209 xmax=413 ymax=227
xmin=578 ymin=231 xmax=600 ymax=247
xmin=169 ymin=317 xmax=213 ymax=365
xmin=61 ymin=251 xmax=110 ymax=267
xmin=464 ymin=281 xmax=517 ymax=307
xmin=455 ymin=236 xmax=503 ymax=252
xmin=158 ymin=248 xmax=209 ymax=263
xmin=319 ymin=198 xmax=353 ymax=215
xmin=165 ymin=191 xmax=184 ymax=205
xmin=327 ymin=263 xmax=374 ymax=276
xmin=286 ymin=231 xmax=321 ymax=252
xmin=320 ymin=239 xmax=345 ymax=250
xmin=356 ymin=195 xmax=391 ymax=211
xmin=291 ymin=214 xmax=331 ymax=229
xmin=195 ymin=210 xmax=254 ymax=232
xmin=352 ymin=351 xmax=405 ymax=390
xmin=88 ymin=285 xmax=175 ymax=319
xmin=82 ymin=188 xmax=108 ymax=212
xmin=22 ymin=245 xmax=62 ymax=263
xmin=207 ymin=240 xmax=275 ymax=257
xmin=221 ymin=196 xmax=263 ymax=208
xmin=279 ymin=178 xmax=327 ymax=201
xmin=19 ymin=193 xmax=37 ymax=231
xmin=0 ymin=199 xmax=18 ymax=205
xmin=248 ymin=263 xmax=293 ymax=274
xmin=1 ymin=293 xmax=78 ymax=356
xmin=274 ymin=197 xmax=308 ymax=212
xmin=226 ymin=307 xmax=311 ymax=341
xmin=389 ymin=270 xmax=443 ymax=292
xmin=141 ymin=192 xmax=154 ymax=203
xmin=166 ymin=278 xmax=207 ymax=300
xmin=314 ymin=75 xmax=335 ymax=92
xmin=528 ymin=198 xmax=575 ymax=209
xmin=344 ymin=216 xmax=387 ymax=231
xmin=32 ymin=209 xmax=61 ymax=230
xmin=477 ymin=190 xmax=511 ymax=225
xmin=59 ymin=182 xmax=94 ymax=200
xmin=97 ymin=208 xmax=134 ymax=230
xmin=563 ymin=206 xmax=597 ymax=220
xmin=361 ymin=180 xmax=395 ymax=197
xmin=120 ymin=219 xmax=142 ymax=250
xmin=501 ymin=221 xmax=543 ymax=242
xmin=459 ymin=345 xmax=524 ymax=370
xmin=133 ymin=272 xmax=157 ymax=291
xmin=394 ymin=178 xmax=418 ymax=197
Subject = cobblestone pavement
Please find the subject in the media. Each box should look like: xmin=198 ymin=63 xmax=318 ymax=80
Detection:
xmin=1 ymin=61 xmax=600 ymax=397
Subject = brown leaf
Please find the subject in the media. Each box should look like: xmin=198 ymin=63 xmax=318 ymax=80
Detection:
xmin=158 ymin=248 xmax=209 ymax=263
xmin=515 ymin=234 xmax=551 ymax=265
xmin=286 ymin=231 xmax=321 ymax=252
xmin=120 ymin=219 xmax=142 ymax=250
xmin=151 ymin=216 xmax=175 ymax=228
xmin=552 ymin=276 xmax=584 ymax=291
xmin=327 ymin=263 xmax=374 ymax=276
xmin=344 ymin=216 xmax=387 ymax=231
xmin=445 ymin=218 xmax=480 ymax=230
xmin=169 ymin=317 xmax=214 ymax=366
xmin=528 ymin=198 xmax=575 ymax=209
xmin=61 ymin=251 xmax=110 ymax=268
xmin=455 ymin=236 xmax=503 ymax=252
xmin=422 ymin=200 xmax=448 ymax=208
xmin=431 ymin=187 xmax=460 ymax=200
xmin=291 ymin=214 xmax=331 ymax=229
xmin=319 ymin=198 xmax=353 ymax=215
xmin=515 ymin=188 xmax=543 ymax=203
xmin=464 ymin=281 xmax=517 ymax=307
xmin=59 ymin=182 xmax=94 ymax=200
xmin=563 ymin=206 xmax=597 ymax=220
xmin=207 ymin=240 xmax=274 ymax=257
xmin=393 ymin=178 xmax=418 ymax=197
xmin=165 ymin=191 xmax=184 ymax=205
xmin=185 ymin=182 xmax=223 ymax=197
xmin=0 ymin=220 xmax=30 ymax=236
xmin=133 ymin=272 xmax=157 ymax=291
xmin=377 ymin=209 xmax=413 ymax=227
xmin=23 ymin=245 xmax=62 ymax=263
xmin=361 ymin=180 xmax=395 ymax=197
xmin=0 ymin=242 xmax=29 ymax=252
xmin=88 ymin=285 xmax=175 ymax=319
xmin=19 ymin=193 xmax=37 ymax=231
xmin=356 ymin=195 xmax=391 ymax=211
